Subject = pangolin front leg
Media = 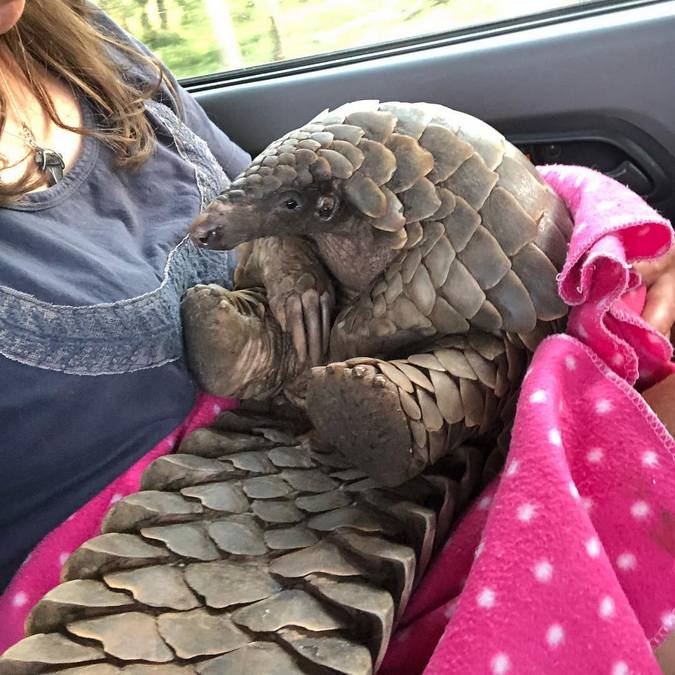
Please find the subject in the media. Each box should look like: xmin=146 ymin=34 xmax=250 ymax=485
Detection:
xmin=236 ymin=235 xmax=335 ymax=368
xmin=182 ymin=235 xmax=335 ymax=400
xmin=307 ymin=334 xmax=527 ymax=486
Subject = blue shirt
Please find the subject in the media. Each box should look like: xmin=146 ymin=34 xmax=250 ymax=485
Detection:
xmin=0 ymin=9 xmax=250 ymax=588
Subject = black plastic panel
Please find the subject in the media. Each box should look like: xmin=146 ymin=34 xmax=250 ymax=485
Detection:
xmin=503 ymin=114 xmax=675 ymax=217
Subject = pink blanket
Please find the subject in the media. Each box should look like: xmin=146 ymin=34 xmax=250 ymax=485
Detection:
xmin=0 ymin=393 xmax=237 ymax=652
xmin=381 ymin=166 xmax=675 ymax=674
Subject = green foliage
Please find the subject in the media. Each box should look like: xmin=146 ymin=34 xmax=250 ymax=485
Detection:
xmin=97 ymin=0 xmax=586 ymax=80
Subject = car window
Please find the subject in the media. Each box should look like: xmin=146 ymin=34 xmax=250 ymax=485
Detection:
xmin=97 ymin=0 xmax=596 ymax=80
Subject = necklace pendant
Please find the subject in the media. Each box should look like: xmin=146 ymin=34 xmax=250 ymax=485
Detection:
xmin=34 ymin=148 xmax=65 ymax=187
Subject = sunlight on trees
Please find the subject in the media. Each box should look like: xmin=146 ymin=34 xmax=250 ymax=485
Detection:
xmin=98 ymin=0 xmax=590 ymax=79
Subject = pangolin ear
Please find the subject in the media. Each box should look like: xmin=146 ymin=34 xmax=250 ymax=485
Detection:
xmin=374 ymin=227 xmax=408 ymax=250
xmin=342 ymin=173 xmax=405 ymax=230
xmin=315 ymin=193 xmax=339 ymax=221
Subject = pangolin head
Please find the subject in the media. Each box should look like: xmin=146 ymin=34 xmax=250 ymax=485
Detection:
xmin=190 ymin=101 xmax=432 ymax=251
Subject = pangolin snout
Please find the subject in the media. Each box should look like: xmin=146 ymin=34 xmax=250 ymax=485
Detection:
xmin=189 ymin=194 xmax=247 ymax=250
xmin=189 ymin=212 xmax=223 ymax=249
xmin=189 ymin=197 xmax=265 ymax=251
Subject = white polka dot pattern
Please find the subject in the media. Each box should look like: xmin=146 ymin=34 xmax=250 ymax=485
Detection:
xmin=641 ymin=451 xmax=658 ymax=468
xmin=587 ymin=447 xmax=604 ymax=463
xmin=595 ymin=399 xmax=612 ymax=414
xmin=585 ymin=537 xmax=601 ymax=558
xmin=490 ymin=653 xmax=511 ymax=674
xmin=477 ymin=588 xmax=496 ymax=609
xmin=516 ymin=503 xmax=537 ymax=522
xmin=576 ymin=323 xmax=589 ymax=339
xmin=533 ymin=560 xmax=553 ymax=583
xmin=630 ymin=501 xmax=650 ymax=519
xmin=661 ymin=611 xmax=675 ymax=631
xmin=546 ymin=624 xmax=565 ymax=647
xmin=616 ymin=553 xmax=636 ymax=571
xmin=611 ymin=661 xmax=629 ymax=675
xmin=505 ymin=460 xmax=519 ymax=477
xmin=549 ymin=428 xmax=562 ymax=446
xmin=530 ymin=390 xmax=547 ymax=404
xmin=599 ymin=596 xmax=615 ymax=619
xmin=478 ymin=496 xmax=492 ymax=510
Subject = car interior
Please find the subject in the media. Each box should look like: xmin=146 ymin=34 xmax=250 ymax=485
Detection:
xmin=180 ymin=0 xmax=675 ymax=222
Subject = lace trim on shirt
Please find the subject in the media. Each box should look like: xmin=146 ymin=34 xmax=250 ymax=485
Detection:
xmin=0 ymin=101 xmax=234 ymax=375
xmin=0 ymin=239 xmax=234 ymax=375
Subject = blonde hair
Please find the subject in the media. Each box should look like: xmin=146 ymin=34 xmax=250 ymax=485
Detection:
xmin=0 ymin=0 xmax=170 ymax=203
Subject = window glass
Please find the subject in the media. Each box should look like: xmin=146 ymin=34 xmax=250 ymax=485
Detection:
xmin=97 ymin=0 xmax=595 ymax=80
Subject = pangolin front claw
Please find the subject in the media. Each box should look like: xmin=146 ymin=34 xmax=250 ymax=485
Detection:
xmin=284 ymin=288 xmax=324 ymax=368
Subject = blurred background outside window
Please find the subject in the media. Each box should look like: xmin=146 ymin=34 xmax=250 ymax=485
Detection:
xmin=98 ymin=0 xmax=594 ymax=80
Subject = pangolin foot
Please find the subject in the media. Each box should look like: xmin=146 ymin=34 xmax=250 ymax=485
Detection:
xmin=306 ymin=360 xmax=431 ymax=487
xmin=181 ymin=285 xmax=292 ymax=400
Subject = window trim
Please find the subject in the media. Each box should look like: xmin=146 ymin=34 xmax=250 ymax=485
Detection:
xmin=184 ymin=0 xmax=663 ymax=91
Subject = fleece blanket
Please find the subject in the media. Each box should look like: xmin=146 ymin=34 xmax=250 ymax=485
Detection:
xmin=380 ymin=165 xmax=675 ymax=675
xmin=0 ymin=393 xmax=237 ymax=653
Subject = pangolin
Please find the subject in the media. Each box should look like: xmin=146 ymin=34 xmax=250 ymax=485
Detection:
xmin=185 ymin=100 xmax=572 ymax=487
xmin=0 ymin=102 xmax=574 ymax=673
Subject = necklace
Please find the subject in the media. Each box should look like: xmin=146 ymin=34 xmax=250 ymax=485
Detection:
xmin=0 ymin=67 xmax=65 ymax=187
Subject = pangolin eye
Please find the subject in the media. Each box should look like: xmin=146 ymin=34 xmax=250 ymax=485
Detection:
xmin=317 ymin=195 xmax=336 ymax=220
xmin=285 ymin=198 xmax=299 ymax=210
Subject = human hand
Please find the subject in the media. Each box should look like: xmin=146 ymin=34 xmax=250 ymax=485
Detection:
xmin=633 ymin=242 xmax=675 ymax=340
xmin=642 ymin=373 xmax=675 ymax=436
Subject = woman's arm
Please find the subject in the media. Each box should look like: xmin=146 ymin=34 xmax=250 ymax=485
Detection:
xmin=636 ymin=242 xmax=675 ymax=430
